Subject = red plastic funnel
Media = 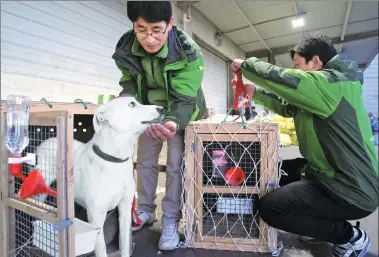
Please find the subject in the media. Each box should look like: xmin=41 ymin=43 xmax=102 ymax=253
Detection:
xmin=9 ymin=154 xmax=26 ymax=181
xmin=225 ymin=166 xmax=245 ymax=186
xmin=18 ymin=169 xmax=57 ymax=199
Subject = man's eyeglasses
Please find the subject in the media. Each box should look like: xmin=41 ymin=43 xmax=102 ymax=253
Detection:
xmin=134 ymin=24 xmax=168 ymax=39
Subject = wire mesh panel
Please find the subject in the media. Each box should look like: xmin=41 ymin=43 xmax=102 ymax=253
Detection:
xmin=182 ymin=115 xmax=280 ymax=253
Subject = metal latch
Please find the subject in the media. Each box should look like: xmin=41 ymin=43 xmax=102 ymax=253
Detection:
xmin=52 ymin=218 xmax=73 ymax=232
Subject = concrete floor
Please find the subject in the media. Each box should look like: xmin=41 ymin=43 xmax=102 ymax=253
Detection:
xmin=125 ymin=172 xmax=378 ymax=257
xmin=126 ymin=144 xmax=379 ymax=257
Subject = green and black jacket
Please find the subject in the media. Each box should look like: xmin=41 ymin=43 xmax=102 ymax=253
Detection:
xmin=112 ymin=25 xmax=208 ymax=131
xmin=243 ymin=55 xmax=378 ymax=212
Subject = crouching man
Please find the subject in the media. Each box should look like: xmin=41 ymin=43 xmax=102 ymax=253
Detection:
xmin=112 ymin=1 xmax=208 ymax=251
xmin=231 ymin=34 xmax=378 ymax=257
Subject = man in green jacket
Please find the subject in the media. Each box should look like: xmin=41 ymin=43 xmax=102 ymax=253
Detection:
xmin=112 ymin=1 xmax=207 ymax=250
xmin=231 ymin=34 xmax=378 ymax=257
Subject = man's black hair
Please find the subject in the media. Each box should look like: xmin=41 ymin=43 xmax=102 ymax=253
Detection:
xmin=290 ymin=32 xmax=337 ymax=65
xmin=127 ymin=1 xmax=172 ymax=24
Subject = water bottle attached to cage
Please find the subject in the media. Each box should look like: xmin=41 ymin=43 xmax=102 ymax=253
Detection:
xmin=4 ymin=94 xmax=57 ymax=200
xmin=5 ymin=94 xmax=36 ymax=180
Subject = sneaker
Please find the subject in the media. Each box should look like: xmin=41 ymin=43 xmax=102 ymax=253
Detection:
xmin=132 ymin=211 xmax=156 ymax=232
xmin=158 ymin=224 xmax=180 ymax=251
xmin=332 ymin=222 xmax=371 ymax=257
xmin=299 ymin=235 xmax=325 ymax=245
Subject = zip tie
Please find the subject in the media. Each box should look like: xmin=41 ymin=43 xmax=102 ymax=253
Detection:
xmin=74 ymin=99 xmax=88 ymax=109
xmin=272 ymin=241 xmax=284 ymax=256
xmin=41 ymin=97 xmax=52 ymax=108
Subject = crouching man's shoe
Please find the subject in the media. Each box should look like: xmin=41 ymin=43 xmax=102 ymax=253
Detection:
xmin=158 ymin=224 xmax=180 ymax=251
xmin=332 ymin=223 xmax=371 ymax=257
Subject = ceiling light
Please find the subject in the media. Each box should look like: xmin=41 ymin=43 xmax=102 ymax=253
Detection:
xmin=292 ymin=17 xmax=304 ymax=28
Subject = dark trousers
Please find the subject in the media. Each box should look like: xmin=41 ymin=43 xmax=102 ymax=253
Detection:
xmin=258 ymin=177 xmax=372 ymax=244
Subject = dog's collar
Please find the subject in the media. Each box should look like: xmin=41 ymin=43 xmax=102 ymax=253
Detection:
xmin=92 ymin=144 xmax=129 ymax=163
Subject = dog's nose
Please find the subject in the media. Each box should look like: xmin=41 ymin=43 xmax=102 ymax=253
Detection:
xmin=156 ymin=107 xmax=164 ymax=114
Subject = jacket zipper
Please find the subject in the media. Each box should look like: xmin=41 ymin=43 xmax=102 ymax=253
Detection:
xmin=149 ymin=56 xmax=155 ymax=78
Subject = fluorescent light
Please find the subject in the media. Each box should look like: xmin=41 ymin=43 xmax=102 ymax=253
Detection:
xmin=292 ymin=17 xmax=304 ymax=28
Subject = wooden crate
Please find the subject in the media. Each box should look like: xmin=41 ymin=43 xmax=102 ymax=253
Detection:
xmin=183 ymin=120 xmax=279 ymax=253
xmin=0 ymin=102 xmax=98 ymax=257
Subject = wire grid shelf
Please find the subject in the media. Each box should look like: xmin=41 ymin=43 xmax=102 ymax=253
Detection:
xmin=182 ymin=115 xmax=280 ymax=253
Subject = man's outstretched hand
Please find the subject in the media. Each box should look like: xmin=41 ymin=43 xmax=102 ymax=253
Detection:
xmin=231 ymin=59 xmax=244 ymax=73
xmin=244 ymin=82 xmax=256 ymax=98
xmin=145 ymin=121 xmax=177 ymax=141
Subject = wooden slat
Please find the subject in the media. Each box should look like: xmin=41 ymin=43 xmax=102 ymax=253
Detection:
xmin=183 ymin=128 xmax=197 ymax=244
xmin=263 ymin=126 xmax=279 ymax=249
xmin=0 ymin=116 xmax=9 ymax=256
xmin=202 ymin=186 xmax=259 ymax=194
xmin=195 ymin=140 xmax=203 ymax=243
xmin=192 ymin=241 xmax=269 ymax=252
xmin=4 ymin=198 xmax=57 ymax=224
xmin=1 ymin=101 xmax=98 ymax=115
xmin=30 ymin=110 xmax=69 ymax=126
xmin=57 ymin=116 xmax=68 ymax=257
xmin=187 ymin=122 xmax=278 ymax=134
xmin=65 ymin=114 xmax=76 ymax=257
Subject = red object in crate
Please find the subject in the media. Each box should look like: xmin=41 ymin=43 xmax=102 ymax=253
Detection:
xmin=225 ymin=166 xmax=245 ymax=186
xmin=9 ymin=154 xmax=27 ymax=181
xmin=18 ymin=169 xmax=57 ymax=199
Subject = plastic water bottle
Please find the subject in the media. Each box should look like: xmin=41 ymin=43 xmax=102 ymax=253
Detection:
xmin=4 ymin=94 xmax=31 ymax=156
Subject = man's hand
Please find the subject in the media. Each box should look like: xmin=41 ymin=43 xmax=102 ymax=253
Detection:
xmin=231 ymin=59 xmax=244 ymax=73
xmin=145 ymin=121 xmax=177 ymax=141
xmin=244 ymin=82 xmax=256 ymax=97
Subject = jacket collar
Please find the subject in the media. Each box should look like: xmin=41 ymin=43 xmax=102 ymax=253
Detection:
xmin=112 ymin=25 xmax=188 ymax=74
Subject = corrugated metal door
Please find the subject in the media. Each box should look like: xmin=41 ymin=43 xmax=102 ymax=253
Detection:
xmin=363 ymin=54 xmax=379 ymax=115
xmin=1 ymin=1 xmax=131 ymax=103
xmin=199 ymin=46 xmax=228 ymax=115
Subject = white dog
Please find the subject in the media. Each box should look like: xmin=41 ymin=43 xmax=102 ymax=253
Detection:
xmin=34 ymin=96 xmax=164 ymax=257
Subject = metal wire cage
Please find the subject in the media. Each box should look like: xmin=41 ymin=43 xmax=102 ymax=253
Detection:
xmin=182 ymin=117 xmax=280 ymax=253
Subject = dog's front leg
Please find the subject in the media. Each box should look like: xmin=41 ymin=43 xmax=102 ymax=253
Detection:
xmin=118 ymin=197 xmax=133 ymax=257
xmin=87 ymin=209 xmax=108 ymax=257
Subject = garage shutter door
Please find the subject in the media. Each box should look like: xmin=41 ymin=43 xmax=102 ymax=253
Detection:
xmin=1 ymin=1 xmax=131 ymax=103
xmin=363 ymin=54 xmax=379 ymax=115
xmin=199 ymin=46 xmax=228 ymax=115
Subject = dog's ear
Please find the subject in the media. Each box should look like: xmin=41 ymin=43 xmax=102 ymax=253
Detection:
xmin=93 ymin=105 xmax=108 ymax=133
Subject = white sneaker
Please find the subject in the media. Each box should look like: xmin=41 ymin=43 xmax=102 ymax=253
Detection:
xmin=132 ymin=211 xmax=156 ymax=232
xmin=158 ymin=224 xmax=180 ymax=251
xmin=332 ymin=226 xmax=371 ymax=257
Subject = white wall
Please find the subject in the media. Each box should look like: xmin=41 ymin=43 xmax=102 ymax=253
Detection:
xmin=363 ymin=53 xmax=379 ymax=116
xmin=1 ymin=1 xmax=132 ymax=103
xmin=1 ymin=1 xmax=245 ymax=104
xmin=176 ymin=6 xmax=245 ymax=61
